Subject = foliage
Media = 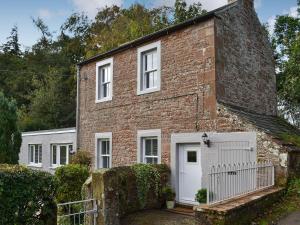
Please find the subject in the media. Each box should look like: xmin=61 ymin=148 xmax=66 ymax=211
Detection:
xmin=287 ymin=178 xmax=300 ymax=195
xmin=174 ymin=0 xmax=207 ymax=24
xmin=195 ymin=188 xmax=207 ymax=204
xmin=255 ymin=179 xmax=300 ymax=224
xmin=279 ymin=133 xmax=300 ymax=148
xmin=162 ymin=185 xmax=176 ymax=201
xmin=70 ymin=150 xmax=92 ymax=168
xmin=0 ymin=1 xmax=207 ymax=132
xmin=271 ymin=2 xmax=300 ymax=128
xmin=54 ymin=164 xmax=89 ymax=203
xmin=0 ymin=92 xmax=22 ymax=164
xmin=132 ymin=164 xmax=161 ymax=208
xmin=0 ymin=164 xmax=57 ymax=225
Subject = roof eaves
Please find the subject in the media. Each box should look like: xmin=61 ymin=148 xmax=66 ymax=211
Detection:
xmin=77 ymin=2 xmax=237 ymax=66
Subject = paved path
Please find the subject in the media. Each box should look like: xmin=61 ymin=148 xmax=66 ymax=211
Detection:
xmin=121 ymin=210 xmax=195 ymax=225
xmin=278 ymin=211 xmax=300 ymax=225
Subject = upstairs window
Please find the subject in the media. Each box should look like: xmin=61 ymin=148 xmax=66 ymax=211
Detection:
xmin=137 ymin=41 xmax=161 ymax=95
xmin=29 ymin=144 xmax=42 ymax=166
xmin=96 ymin=58 xmax=113 ymax=102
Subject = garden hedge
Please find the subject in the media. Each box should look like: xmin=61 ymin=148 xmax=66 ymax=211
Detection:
xmin=0 ymin=164 xmax=57 ymax=225
xmin=55 ymin=164 xmax=89 ymax=203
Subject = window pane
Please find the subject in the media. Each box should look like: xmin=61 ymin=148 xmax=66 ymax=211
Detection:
xmin=52 ymin=145 xmax=57 ymax=164
xmin=101 ymin=140 xmax=110 ymax=155
xmin=30 ymin=146 xmax=34 ymax=163
xmin=146 ymin=157 xmax=158 ymax=164
xmin=187 ymin=151 xmax=197 ymax=163
xmin=145 ymin=139 xmax=152 ymax=156
xmin=60 ymin=146 xmax=67 ymax=165
xmin=152 ymin=139 xmax=158 ymax=156
xmin=102 ymin=83 xmax=108 ymax=97
xmin=35 ymin=146 xmax=38 ymax=163
xmin=38 ymin=145 xmax=42 ymax=163
xmin=102 ymin=156 xmax=110 ymax=168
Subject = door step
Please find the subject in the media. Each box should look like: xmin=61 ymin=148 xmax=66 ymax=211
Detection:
xmin=166 ymin=206 xmax=195 ymax=216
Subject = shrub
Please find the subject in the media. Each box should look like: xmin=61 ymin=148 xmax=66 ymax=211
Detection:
xmin=162 ymin=185 xmax=176 ymax=201
xmin=55 ymin=164 xmax=89 ymax=203
xmin=132 ymin=164 xmax=161 ymax=208
xmin=0 ymin=164 xmax=57 ymax=225
xmin=195 ymin=188 xmax=207 ymax=204
xmin=70 ymin=150 xmax=92 ymax=168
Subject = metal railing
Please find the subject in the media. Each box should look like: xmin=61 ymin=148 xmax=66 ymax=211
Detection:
xmin=57 ymin=199 xmax=98 ymax=225
xmin=207 ymin=162 xmax=274 ymax=205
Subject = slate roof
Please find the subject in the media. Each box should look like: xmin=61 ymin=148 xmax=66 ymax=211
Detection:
xmin=224 ymin=104 xmax=300 ymax=139
xmin=78 ymin=2 xmax=237 ymax=66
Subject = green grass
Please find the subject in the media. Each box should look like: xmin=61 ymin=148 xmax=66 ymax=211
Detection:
xmin=256 ymin=179 xmax=300 ymax=225
xmin=278 ymin=133 xmax=300 ymax=148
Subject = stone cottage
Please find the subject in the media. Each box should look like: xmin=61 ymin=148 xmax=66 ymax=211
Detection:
xmin=76 ymin=0 xmax=300 ymax=205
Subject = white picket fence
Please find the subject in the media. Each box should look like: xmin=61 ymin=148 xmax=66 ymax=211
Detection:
xmin=207 ymin=162 xmax=274 ymax=205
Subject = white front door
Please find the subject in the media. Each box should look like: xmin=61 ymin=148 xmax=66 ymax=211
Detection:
xmin=179 ymin=144 xmax=202 ymax=205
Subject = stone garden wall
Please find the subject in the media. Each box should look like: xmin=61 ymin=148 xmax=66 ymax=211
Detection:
xmin=83 ymin=164 xmax=170 ymax=225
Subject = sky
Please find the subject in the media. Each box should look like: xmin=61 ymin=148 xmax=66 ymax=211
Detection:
xmin=0 ymin=0 xmax=298 ymax=49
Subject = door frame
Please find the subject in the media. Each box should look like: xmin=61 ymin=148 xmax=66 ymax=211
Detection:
xmin=170 ymin=133 xmax=205 ymax=203
xmin=178 ymin=143 xmax=202 ymax=204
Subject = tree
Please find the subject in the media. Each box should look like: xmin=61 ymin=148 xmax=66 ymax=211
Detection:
xmin=0 ymin=92 xmax=22 ymax=164
xmin=272 ymin=1 xmax=300 ymax=128
xmin=174 ymin=0 xmax=207 ymax=24
xmin=1 ymin=25 xmax=21 ymax=56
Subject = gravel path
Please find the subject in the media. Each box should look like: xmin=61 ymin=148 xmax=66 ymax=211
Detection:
xmin=278 ymin=211 xmax=300 ymax=225
xmin=121 ymin=210 xmax=195 ymax=225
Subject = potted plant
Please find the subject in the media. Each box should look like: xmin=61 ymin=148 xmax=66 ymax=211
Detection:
xmin=162 ymin=185 xmax=176 ymax=209
xmin=195 ymin=188 xmax=207 ymax=205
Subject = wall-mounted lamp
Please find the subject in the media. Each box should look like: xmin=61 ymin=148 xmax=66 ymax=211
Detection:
xmin=202 ymin=133 xmax=210 ymax=147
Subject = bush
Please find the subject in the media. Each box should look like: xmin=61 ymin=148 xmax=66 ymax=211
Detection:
xmin=132 ymin=164 xmax=161 ymax=208
xmin=55 ymin=164 xmax=89 ymax=203
xmin=195 ymin=188 xmax=207 ymax=204
xmin=162 ymin=185 xmax=176 ymax=201
xmin=0 ymin=164 xmax=57 ymax=225
xmin=70 ymin=150 xmax=92 ymax=168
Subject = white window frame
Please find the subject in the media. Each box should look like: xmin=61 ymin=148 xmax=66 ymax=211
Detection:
xmin=96 ymin=58 xmax=113 ymax=103
xmin=50 ymin=144 xmax=72 ymax=168
xmin=28 ymin=144 xmax=42 ymax=167
xmin=137 ymin=129 xmax=161 ymax=164
xmin=95 ymin=132 xmax=112 ymax=169
xmin=137 ymin=41 xmax=161 ymax=95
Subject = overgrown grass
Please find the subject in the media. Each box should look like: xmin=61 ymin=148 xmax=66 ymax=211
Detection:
xmin=256 ymin=179 xmax=300 ymax=225
xmin=278 ymin=133 xmax=300 ymax=148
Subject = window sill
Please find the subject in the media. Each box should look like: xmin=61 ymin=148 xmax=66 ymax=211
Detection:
xmin=28 ymin=164 xmax=43 ymax=168
xmin=95 ymin=97 xmax=112 ymax=103
xmin=137 ymin=88 xmax=160 ymax=96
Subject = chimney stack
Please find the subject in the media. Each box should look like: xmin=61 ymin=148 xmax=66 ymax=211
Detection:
xmin=228 ymin=0 xmax=254 ymax=9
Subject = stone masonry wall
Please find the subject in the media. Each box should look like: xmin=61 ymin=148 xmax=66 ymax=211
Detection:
xmin=78 ymin=19 xmax=217 ymax=167
xmin=216 ymin=104 xmax=289 ymax=184
xmin=215 ymin=0 xmax=277 ymax=116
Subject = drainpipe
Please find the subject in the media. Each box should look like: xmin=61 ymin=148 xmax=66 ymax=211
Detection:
xmin=76 ymin=65 xmax=81 ymax=150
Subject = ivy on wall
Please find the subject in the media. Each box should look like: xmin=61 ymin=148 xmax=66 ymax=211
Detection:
xmin=132 ymin=164 xmax=161 ymax=208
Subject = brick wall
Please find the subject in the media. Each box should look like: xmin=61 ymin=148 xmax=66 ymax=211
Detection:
xmin=78 ymin=19 xmax=217 ymax=167
xmin=215 ymin=0 xmax=277 ymax=116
